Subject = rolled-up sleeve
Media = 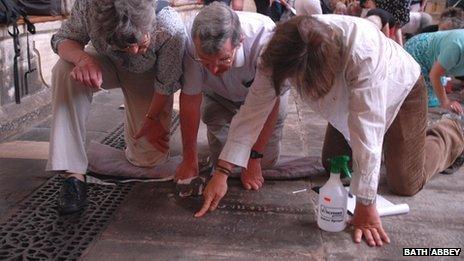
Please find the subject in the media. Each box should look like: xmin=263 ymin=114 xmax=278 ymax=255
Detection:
xmin=219 ymin=64 xmax=279 ymax=167
xmin=346 ymin=54 xmax=387 ymax=202
xmin=50 ymin=0 xmax=90 ymax=53
xmin=154 ymin=26 xmax=186 ymax=95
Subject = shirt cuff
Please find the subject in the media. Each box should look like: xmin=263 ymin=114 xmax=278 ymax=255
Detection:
xmin=51 ymin=35 xmax=66 ymax=54
xmin=349 ymin=182 xmax=377 ymax=202
xmin=219 ymin=140 xmax=251 ymax=168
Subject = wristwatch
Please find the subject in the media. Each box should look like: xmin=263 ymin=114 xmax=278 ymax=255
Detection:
xmin=250 ymin=150 xmax=264 ymax=159
xmin=356 ymin=196 xmax=376 ymax=206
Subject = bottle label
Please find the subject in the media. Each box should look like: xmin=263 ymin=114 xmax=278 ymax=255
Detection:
xmin=320 ymin=205 xmax=344 ymax=223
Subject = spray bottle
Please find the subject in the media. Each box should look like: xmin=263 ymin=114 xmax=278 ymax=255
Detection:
xmin=317 ymin=155 xmax=351 ymax=232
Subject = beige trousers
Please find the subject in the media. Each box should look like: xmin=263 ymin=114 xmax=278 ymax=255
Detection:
xmin=46 ymin=50 xmax=173 ymax=174
xmin=201 ymin=90 xmax=289 ymax=167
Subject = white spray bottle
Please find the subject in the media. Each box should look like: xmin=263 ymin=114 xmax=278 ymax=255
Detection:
xmin=317 ymin=155 xmax=351 ymax=232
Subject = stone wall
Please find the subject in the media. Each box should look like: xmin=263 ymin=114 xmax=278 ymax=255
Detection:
xmin=0 ymin=2 xmax=201 ymax=141
xmin=0 ymin=20 xmax=62 ymax=106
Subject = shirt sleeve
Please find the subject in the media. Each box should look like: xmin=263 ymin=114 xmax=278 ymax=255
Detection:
xmin=153 ymin=25 xmax=186 ymax=95
xmin=437 ymin=42 xmax=462 ymax=73
xmin=181 ymin=40 xmax=205 ymax=96
xmin=50 ymin=0 xmax=90 ymax=53
xmin=219 ymin=63 xmax=279 ymax=167
xmin=346 ymin=53 xmax=388 ymax=202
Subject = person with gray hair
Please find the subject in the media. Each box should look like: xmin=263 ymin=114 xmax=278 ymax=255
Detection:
xmin=439 ymin=6 xmax=464 ymax=30
xmin=47 ymin=0 xmax=186 ymax=214
xmin=175 ymin=2 xmax=289 ymax=196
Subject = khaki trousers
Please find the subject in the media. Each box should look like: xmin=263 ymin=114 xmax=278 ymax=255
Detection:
xmin=201 ymin=90 xmax=289 ymax=167
xmin=321 ymin=77 xmax=464 ymax=196
xmin=46 ymin=50 xmax=173 ymax=174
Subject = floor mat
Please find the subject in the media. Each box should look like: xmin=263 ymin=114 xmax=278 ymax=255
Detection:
xmin=0 ymin=176 xmax=132 ymax=260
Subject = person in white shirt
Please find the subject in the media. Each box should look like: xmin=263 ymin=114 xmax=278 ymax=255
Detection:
xmin=195 ymin=15 xmax=464 ymax=247
xmin=176 ymin=2 xmax=289 ymax=192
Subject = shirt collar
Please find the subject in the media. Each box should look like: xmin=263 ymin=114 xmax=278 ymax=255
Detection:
xmin=232 ymin=44 xmax=245 ymax=68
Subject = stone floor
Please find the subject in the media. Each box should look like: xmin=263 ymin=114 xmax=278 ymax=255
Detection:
xmin=1 ymin=89 xmax=463 ymax=260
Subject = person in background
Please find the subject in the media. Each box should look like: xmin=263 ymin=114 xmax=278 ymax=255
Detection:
xmin=347 ymin=1 xmax=363 ymax=16
xmin=418 ymin=7 xmax=464 ymax=33
xmin=360 ymin=0 xmax=410 ymax=45
xmin=405 ymin=29 xmax=464 ymax=113
xmin=409 ymin=0 xmax=427 ymax=12
xmin=203 ymin=0 xmax=244 ymax=10
xmin=294 ymin=0 xmax=323 ymax=15
xmin=194 ymin=15 xmax=464 ymax=248
xmin=47 ymin=0 xmax=185 ymax=214
xmin=365 ymin=8 xmax=396 ymax=37
xmin=402 ymin=11 xmax=433 ymax=36
xmin=333 ymin=1 xmax=348 ymax=14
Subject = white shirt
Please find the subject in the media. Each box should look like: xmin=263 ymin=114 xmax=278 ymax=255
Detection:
xmin=220 ymin=15 xmax=421 ymax=201
xmin=294 ymin=0 xmax=323 ymax=16
xmin=181 ymin=12 xmax=275 ymax=102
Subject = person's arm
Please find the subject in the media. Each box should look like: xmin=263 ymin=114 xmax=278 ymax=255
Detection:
xmin=56 ymin=40 xmax=103 ymax=89
xmin=432 ymin=43 xmax=464 ymax=114
xmin=176 ymin=30 xmax=208 ymax=180
xmin=134 ymin=17 xmax=187 ymax=151
xmin=52 ymin=1 xmax=102 ymax=89
xmin=195 ymin=63 xmax=281 ymax=217
xmin=241 ymin=98 xmax=280 ymax=190
xmin=345 ymin=47 xmax=390 ymax=247
xmin=175 ymin=93 xmax=203 ymax=181
xmin=429 ymin=61 xmax=463 ymax=114
xmin=232 ymin=0 xmax=244 ymax=10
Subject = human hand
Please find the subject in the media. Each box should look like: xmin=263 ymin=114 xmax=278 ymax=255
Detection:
xmin=241 ymin=159 xmax=264 ymax=190
xmin=194 ymin=172 xmax=228 ymax=217
xmin=133 ymin=116 xmax=169 ymax=153
xmin=442 ymin=100 xmax=463 ymax=115
xmin=70 ymin=54 xmax=103 ymax=89
xmin=175 ymin=158 xmax=199 ymax=182
xmin=350 ymin=203 xmax=390 ymax=247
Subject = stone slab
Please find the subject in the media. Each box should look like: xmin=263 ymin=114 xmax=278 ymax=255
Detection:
xmin=82 ymin=180 xmax=325 ymax=260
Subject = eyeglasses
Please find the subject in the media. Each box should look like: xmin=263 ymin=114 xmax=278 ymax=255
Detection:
xmin=194 ymin=46 xmax=237 ymax=66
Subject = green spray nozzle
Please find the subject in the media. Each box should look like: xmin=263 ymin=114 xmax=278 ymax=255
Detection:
xmin=329 ymin=155 xmax=352 ymax=179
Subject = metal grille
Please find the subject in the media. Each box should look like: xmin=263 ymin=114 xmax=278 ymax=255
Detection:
xmin=101 ymin=110 xmax=179 ymax=150
xmin=0 ymin=176 xmax=133 ymax=260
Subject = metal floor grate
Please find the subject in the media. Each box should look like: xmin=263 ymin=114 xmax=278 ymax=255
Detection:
xmin=0 ymin=176 xmax=133 ymax=260
xmin=102 ymin=110 xmax=179 ymax=150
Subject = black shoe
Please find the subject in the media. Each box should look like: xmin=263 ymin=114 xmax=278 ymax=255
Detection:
xmin=58 ymin=177 xmax=87 ymax=214
xmin=441 ymin=154 xmax=464 ymax=175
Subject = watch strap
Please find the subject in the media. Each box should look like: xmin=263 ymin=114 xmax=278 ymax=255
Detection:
xmin=250 ymin=149 xmax=264 ymax=159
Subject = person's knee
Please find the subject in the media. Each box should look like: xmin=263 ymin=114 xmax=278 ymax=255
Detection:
xmin=389 ymin=181 xmax=423 ymax=196
xmin=262 ymin=152 xmax=279 ymax=168
xmin=261 ymin=142 xmax=281 ymax=168
xmin=52 ymin=58 xmax=74 ymax=77
xmin=201 ymin=105 xmax=229 ymax=126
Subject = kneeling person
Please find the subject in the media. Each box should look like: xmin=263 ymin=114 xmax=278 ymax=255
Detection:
xmin=195 ymin=15 xmax=464 ymax=248
xmin=47 ymin=0 xmax=185 ymax=214
xmin=176 ymin=2 xmax=289 ymax=191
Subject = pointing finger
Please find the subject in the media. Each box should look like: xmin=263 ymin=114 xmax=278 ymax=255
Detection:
xmin=194 ymin=195 xmax=213 ymax=218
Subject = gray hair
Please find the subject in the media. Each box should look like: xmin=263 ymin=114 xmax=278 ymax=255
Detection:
xmin=96 ymin=0 xmax=157 ymax=49
xmin=439 ymin=7 xmax=464 ymax=30
xmin=191 ymin=2 xmax=242 ymax=54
